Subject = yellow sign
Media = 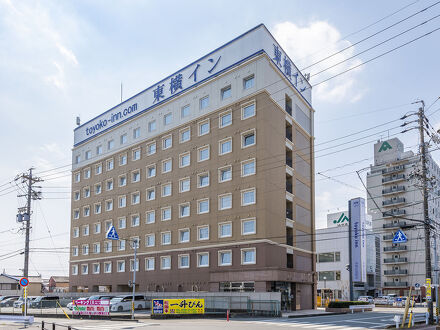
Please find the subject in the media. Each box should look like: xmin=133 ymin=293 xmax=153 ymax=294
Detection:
xmin=426 ymin=278 xmax=432 ymax=301
xmin=152 ymin=298 xmax=205 ymax=314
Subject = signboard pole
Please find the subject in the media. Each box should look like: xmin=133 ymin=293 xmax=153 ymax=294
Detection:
xmin=131 ymin=240 xmax=137 ymax=320
xmin=348 ymin=200 xmax=353 ymax=301
xmin=24 ymin=287 xmax=27 ymax=317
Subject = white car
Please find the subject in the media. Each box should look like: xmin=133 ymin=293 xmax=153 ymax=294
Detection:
xmin=67 ymin=297 xmax=88 ymax=311
xmin=13 ymin=297 xmax=37 ymax=308
xmin=374 ymin=296 xmax=393 ymax=305
xmin=358 ymin=296 xmax=374 ymax=304
xmin=110 ymin=295 xmax=147 ymax=312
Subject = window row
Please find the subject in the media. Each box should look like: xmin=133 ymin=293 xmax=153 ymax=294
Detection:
xmin=71 ymin=247 xmax=257 ymax=275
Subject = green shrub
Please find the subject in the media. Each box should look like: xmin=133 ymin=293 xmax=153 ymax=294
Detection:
xmin=327 ymin=301 xmax=370 ymax=308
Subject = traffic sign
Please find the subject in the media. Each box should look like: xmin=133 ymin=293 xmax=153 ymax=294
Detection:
xmin=392 ymin=229 xmax=408 ymax=243
xmin=19 ymin=277 xmax=29 ymax=287
xmin=415 ymin=283 xmax=421 ymax=289
xmin=105 ymin=226 xmax=119 ymax=240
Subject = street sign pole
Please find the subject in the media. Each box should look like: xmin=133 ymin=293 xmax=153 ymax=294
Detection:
xmin=24 ymin=287 xmax=27 ymax=317
xmin=131 ymin=240 xmax=137 ymax=320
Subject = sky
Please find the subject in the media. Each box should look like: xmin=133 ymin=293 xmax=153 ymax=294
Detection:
xmin=0 ymin=0 xmax=439 ymax=277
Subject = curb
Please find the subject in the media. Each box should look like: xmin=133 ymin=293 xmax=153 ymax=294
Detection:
xmin=285 ymin=312 xmax=347 ymax=318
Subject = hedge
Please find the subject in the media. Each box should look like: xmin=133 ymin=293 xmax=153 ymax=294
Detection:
xmin=327 ymin=301 xmax=370 ymax=308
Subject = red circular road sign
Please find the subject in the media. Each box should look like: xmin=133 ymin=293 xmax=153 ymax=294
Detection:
xmin=19 ymin=277 xmax=29 ymax=287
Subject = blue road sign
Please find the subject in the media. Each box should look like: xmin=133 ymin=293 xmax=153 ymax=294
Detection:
xmin=106 ymin=226 xmax=119 ymax=240
xmin=392 ymin=229 xmax=408 ymax=243
xmin=415 ymin=283 xmax=421 ymax=288
xmin=19 ymin=277 xmax=29 ymax=287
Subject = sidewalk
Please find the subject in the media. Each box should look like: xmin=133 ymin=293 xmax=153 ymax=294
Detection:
xmin=282 ymin=308 xmax=343 ymax=318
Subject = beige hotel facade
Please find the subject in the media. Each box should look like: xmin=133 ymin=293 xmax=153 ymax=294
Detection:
xmin=69 ymin=24 xmax=316 ymax=309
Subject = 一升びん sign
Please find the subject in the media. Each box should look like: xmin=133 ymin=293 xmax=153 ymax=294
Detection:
xmin=152 ymin=298 xmax=204 ymax=315
xmin=349 ymin=197 xmax=367 ymax=283
xmin=72 ymin=299 xmax=110 ymax=316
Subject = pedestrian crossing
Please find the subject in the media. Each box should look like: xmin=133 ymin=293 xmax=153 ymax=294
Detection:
xmin=43 ymin=320 xmax=154 ymax=330
xmin=242 ymin=320 xmax=381 ymax=329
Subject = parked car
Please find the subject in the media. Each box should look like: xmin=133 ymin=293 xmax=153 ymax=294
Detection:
xmin=374 ymin=296 xmax=393 ymax=305
xmin=67 ymin=297 xmax=88 ymax=311
xmin=0 ymin=296 xmax=19 ymax=305
xmin=110 ymin=295 xmax=147 ymax=312
xmin=29 ymin=296 xmax=60 ymax=308
xmin=13 ymin=296 xmax=37 ymax=308
xmin=358 ymin=296 xmax=374 ymax=304
xmin=88 ymin=295 xmax=113 ymax=301
xmin=0 ymin=296 xmax=20 ymax=307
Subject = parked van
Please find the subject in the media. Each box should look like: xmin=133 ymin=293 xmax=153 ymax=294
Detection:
xmin=30 ymin=296 xmax=60 ymax=308
xmin=110 ymin=295 xmax=147 ymax=312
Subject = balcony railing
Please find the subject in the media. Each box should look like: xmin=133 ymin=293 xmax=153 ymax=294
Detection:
xmin=383 ymin=234 xmax=394 ymax=241
xmin=384 ymin=257 xmax=408 ymax=264
xmin=384 ymin=269 xmax=408 ymax=275
xmin=383 ymin=221 xmax=407 ymax=229
xmin=382 ymin=186 xmax=406 ymax=195
xmin=382 ymin=174 xmax=405 ymax=183
xmin=383 ymin=245 xmax=407 ymax=252
xmin=383 ymin=209 xmax=406 ymax=218
xmin=382 ymin=165 xmax=405 ymax=175
xmin=383 ymin=282 xmax=408 ymax=287
xmin=382 ymin=197 xmax=406 ymax=207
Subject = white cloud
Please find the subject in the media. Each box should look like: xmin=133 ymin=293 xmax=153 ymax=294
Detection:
xmin=273 ymin=21 xmax=363 ymax=103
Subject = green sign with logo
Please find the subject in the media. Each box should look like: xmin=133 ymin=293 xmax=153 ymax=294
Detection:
xmin=333 ymin=213 xmax=349 ymax=225
xmin=378 ymin=141 xmax=392 ymax=152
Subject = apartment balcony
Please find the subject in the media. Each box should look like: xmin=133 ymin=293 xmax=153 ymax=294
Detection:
xmin=384 ymin=269 xmax=408 ymax=276
xmin=383 ymin=234 xmax=394 ymax=241
xmin=286 ymin=209 xmax=293 ymax=221
xmin=382 ymin=197 xmax=406 ymax=207
xmin=383 ymin=257 xmax=408 ymax=264
xmin=382 ymin=165 xmax=405 ymax=175
xmin=382 ymin=174 xmax=405 ymax=184
xmin=382 ymin=186 xmax=406 ymax=196
xmin=382 ymin=209 xmax=406 ymax=218
xmin=286 ymin=181 xmax=293 ymax=194
xmin=383 ymin=245 xmax=407 ymax=253
xmin=383 ymin=282 xmax=408 ymax=288
xmin=286 ymin=156 xmax=293 ymax=168
xmin=383 ymin=221 xmax=407 ymax=229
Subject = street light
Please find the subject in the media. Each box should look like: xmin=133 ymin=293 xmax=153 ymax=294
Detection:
xmin=323 ymin=276 xmax=327 ymax=301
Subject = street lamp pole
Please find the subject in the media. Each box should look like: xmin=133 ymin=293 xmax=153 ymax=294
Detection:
xmin=323 ymin=277 xmax=327 ymax=301
xmin=131 ymin=239 xmax=138 ymax=320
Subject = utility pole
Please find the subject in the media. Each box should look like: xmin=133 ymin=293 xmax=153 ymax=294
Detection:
xmin=417 ymin=101 xmax=434 ymax=324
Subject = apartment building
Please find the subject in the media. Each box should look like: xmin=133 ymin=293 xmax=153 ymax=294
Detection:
xmin=367 ymin=137 xmax=440 ymax=297
xmin=69 ymin=24 xmax=315 ymax=309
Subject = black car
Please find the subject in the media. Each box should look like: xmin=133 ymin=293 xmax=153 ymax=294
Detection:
xmin=29 ymin=296 xmax=60 ymax=308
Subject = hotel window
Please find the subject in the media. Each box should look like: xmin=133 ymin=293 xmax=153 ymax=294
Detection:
xmin=74 ymin=191 xmax=80 ymax=201
xmin=73 ymin=209 xmax=80 ymax=219
xmin=243 ymin=75 xmax=254 ymax=90
xmin=107 ymin=139 xmax=114 ymax=150
xmin=119 ymin=154 xmax=127 ymax=166
xmin=83 ymin=206 xmax=90 ymax=217
xmin=82 ymin=244 xmax=89 ymax=255
xmin=120 ymin=133 xmax=127 ymax=145
xmin=241 ymin=188 xmax=256 ymax=206
xmin=241 ymin=159 xmax=256 ymax=177
xmin=72 ymin=246 xmax=78 ymax=257
xmin=104 ymin=220 xmax=112 ymax=231
xmin=148 ymin=120 xmax=156 ymax=133
xmin=197 ymin=172 xmax=209 ymax=188
xmin=131 ymin=214 xmax=140 ymax=227
xmin=161 ymin=256 xmax=171 ymax=270
xmin=74 ymin=172 xmax=80 ymax=182
xmin=146 ymin=141 xmax=156 ymax=155
xmin=93 ymin=243 xmax=100 ymax=254
xmin=94 ymin=222 xmax=101 ymax=234
xmin=106 ymin=158 xmax=114 ymax=171
xmin=84 ymin=168 xmax=91 ymax=179
xmin=104 ymin=241 xmax=112 ymax=253
xmin=219 ymin=110 xmax=232 ymax=128
xmin=81 ymin=264 xmax=88 ymax=275
xmin=132 ymin=170 xmax=140 ymax=183
xmin=95 ymin=163 xmax=102 ymax=175
xmin=119 ymin=174 xmax=127 ymax=187
xmin=179 ymin=203 xmax=190 ymax=218
xmin=197 ymin=252 xmax=209 ymax=267
xmin=132 ymin=192 xmax=140 ymax=205
xmin=218 ymin=166 xmax=232 ymax=183
xmin=242 ymin=218 xmax=256 ymax=235
xmin=198 ymin=119 xmax=210 ymax=136
xmin=130 ymin=259 xmax=139 ymax=272
xmin=105 ymin=199 xmax=113 ymax=211
xmin=221 ymin=85 xmax=231 ymax=100
xmin=75 ymin=155 xmax=81 ymax=164
xmin=179 ymin=254 xmax=190 ymax=268
xmin=242 ymin=129 xmax=256 ymax=148
xmin=219 ymin=222 xmax=232 ymax=238
xmin=162 ymin=135 xmax=172 ymax=150
xmin=96 ymin=145 xmax=103 ymax=155
xmin=104 ymin=262 xmax=112 ymax=273
xmin=197 ymin=225 xmax=209 ymax=241
xmin=146 ymin=187 xmax=156 ymax=201
xmin=219 ymin=250 xmax=232 ymax=266
xmin=118 ymin=217 xmax=126 ymax=229
xmin=162 ymin=158 xmax=172 ymax=173
xmin=219 ymin=193 xmax=232 ymax=210
xmin=85 ymin=150 xmax=91 ymax=160
xmin=118 ymin=239 xmax=126 ymax=251
xmin=180 ymin=127 xmax=191 ymax=143
xmin=219 ymin=138 xmax=232 ymax=155
xmin=145 ymin=257 xmax=155 ymax=271
xmin=241 ymin=248 xmax=256 ymax=265
xmin=161 ymin=231 xmax=171 ymax=245
xmin=197 ymin=198 xmax=209 ymax=214
xmin=162 ymin=183 xmax=172 ymax=197
xmin=132 ymin=148 xmax=141 ymax=161
xmin=106 ymin=179 xmax=113 ymax=191
xmin=82 ymin=225 xmax=89 ymax=236
xmin=181 ymin=104 xmax=190 ymax=118
xmin=179 ymin=177 xmax=190 ymax=193
xmin=94 ymin=203 xmax=101 ymax=214
xmin=72 ymin=265 xmax=78 ymax=275
xmin=83 ymin=187 xmax=90 ymax=198
xmin=146 ymin=210 xmax=155 ymax=224
xmin=146 ymin=234 xmax=155 ymax=247
xmin=133 ymin=127 xmax=141 ymax=139
xmin=198 ymin=145 xmax=210 ymax=162
xmin=117 ymin=260 xmax=125 ymax=272
xmin=73 ymin=227 xmax=79 ymax=238
xmin=118 ymin=195 xmax=126 ymax=208
xmin=179 ymin=152 xmax=190 ymax=168
xmin=242 ymin=103 xmax=256 ymax=119
xmin=179 ymin=229 xmax=190 ymax=243
xmin=146 ymin=164 xmax=156 ymax=178
xmin=164 ymin=113 xmax=173 ymax=126
xmin=200 ymin=95 xmax=209 ymax=110
xmin=161 ymin=207 xmax=171 ymax=221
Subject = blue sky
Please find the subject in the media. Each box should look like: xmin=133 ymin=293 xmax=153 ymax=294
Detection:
xmin=0 ymin=0 xmax=439 ymax=277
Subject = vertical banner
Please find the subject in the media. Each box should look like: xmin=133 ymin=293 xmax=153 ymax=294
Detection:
xmin=349 ymin=198 xmax=367 ymax=283
xmin=426 ymin=278 xmax=432 ymax=301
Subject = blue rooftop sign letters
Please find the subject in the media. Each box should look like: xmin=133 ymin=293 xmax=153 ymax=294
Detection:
xmin=74 ymin=24 xmax=312 ymax=146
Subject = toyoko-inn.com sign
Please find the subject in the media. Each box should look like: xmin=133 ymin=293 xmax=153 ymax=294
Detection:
xmin=74 ymin=24 xmax=312 ymax=146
